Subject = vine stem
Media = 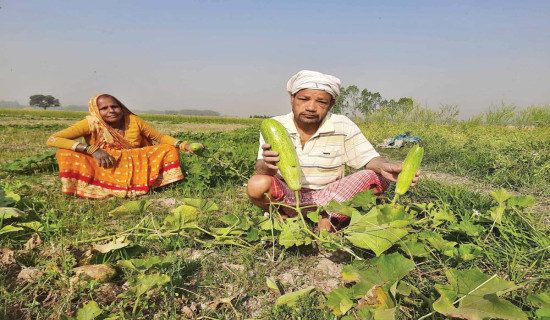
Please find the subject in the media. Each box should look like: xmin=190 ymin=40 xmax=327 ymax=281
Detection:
xmin=391 ymin=193 xmax=399 ymax=205
xmin=132 ymin=296 xmax=140 ymax=316
xmin=293 ymin=190 xmax=361 ymax=260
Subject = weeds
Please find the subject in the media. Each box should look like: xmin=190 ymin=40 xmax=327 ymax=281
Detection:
xmin=0 ymin=109 xmax=548 ymax=319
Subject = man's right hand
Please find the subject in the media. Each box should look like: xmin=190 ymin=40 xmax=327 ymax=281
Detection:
xmin=92 ymin=149 xmax=115 ymax=168
xmin=261 ymin=144 xmax=280 ymax=170
xmin=255 ymin=144 xmax=280 ymax=175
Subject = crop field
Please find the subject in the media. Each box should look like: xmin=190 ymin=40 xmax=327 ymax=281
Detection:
xmin=1 ymin=108 xmax=549 ymax=319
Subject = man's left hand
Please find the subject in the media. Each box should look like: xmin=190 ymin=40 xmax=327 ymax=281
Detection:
xmin=366 ymin=156 xmax=421 ymax=186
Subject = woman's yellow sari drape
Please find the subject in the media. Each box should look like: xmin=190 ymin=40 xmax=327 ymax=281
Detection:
xmin=56 ymin=94 xmax=183 ymax=199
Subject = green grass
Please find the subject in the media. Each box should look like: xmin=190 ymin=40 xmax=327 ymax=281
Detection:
xmin=0 ymin=108 xmax=263 ymax=125
xmin=360 ymin=121 xmax=550 ymax=196
xmin=1 ymin=110 xmax=548 ymax=319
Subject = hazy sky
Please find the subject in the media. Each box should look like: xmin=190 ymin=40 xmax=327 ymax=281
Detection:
xmin=1 ymin=0 xmax=549 ymax=117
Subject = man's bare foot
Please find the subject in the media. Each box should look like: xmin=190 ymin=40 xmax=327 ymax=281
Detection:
xmin=279 ymin=211 xmax=297 ymax=219
xmin=318 ymin=213 xmax=336 ymax=233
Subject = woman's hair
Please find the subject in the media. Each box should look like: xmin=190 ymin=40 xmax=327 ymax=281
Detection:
xmin=97 ymin=94 xmax=122 ymax=106
xmin=95 ymin=94 xmax=132 ymax=115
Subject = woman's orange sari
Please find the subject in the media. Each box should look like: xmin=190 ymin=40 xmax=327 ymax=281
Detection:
xmin=56 ymin=94 xmax=183 ymax=199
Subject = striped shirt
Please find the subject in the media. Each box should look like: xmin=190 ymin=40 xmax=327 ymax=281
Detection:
xmin=257 ymin=112 xmax=379 ymax=190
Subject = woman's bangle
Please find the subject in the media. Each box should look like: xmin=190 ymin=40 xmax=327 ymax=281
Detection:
xmin=83 ymin=145 xmax=91 ymax=153
xmin=86 ymin=145 xmax=100 ymax=155
xmin=176 ymin=141 xmax=188 ymax=151
xmin=70 ymin=142 xmax=80 ymax=151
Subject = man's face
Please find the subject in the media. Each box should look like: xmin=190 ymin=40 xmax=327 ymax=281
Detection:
xmin=291 ymin=89 xmax=334 ymax=127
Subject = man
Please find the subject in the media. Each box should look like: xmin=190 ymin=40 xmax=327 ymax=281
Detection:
xmin=246 ymin=70 xmax=420 ymax=232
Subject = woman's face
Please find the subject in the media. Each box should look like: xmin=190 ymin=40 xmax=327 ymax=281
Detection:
xmin=97 ymin=96 xmax=124 ymax=125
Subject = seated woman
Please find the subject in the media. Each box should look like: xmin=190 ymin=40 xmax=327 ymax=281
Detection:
xmin=46 ymin=93 xmax=202 ymax=199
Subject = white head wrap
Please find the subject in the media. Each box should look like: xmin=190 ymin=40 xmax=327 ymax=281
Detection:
xmin=286 ymin=70 xmax=341 ymax=99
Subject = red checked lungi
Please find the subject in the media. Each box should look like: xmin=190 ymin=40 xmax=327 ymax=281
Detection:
xmin=270 ymin=170 xmax=390 ymax=222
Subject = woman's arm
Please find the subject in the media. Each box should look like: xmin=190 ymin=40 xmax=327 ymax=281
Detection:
xmin=136 ymin=117 xmax=180 ymax=146
xmin=136 ymin=116 xmax=205 ymax=153
xmin=46 ymin=119 xmax=91 ymax=150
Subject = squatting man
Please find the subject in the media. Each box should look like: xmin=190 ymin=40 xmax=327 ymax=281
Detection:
xmin=246 ymin=70 xmax=420 ymax=232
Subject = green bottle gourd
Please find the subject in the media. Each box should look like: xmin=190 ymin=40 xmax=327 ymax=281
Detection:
xmin=189 ymin=142 xmax=204 ymax=154
xmin=260 ymin=119 xmax=302 ymax=191
xmin=393 ymin=144 xmax=424 ymax=202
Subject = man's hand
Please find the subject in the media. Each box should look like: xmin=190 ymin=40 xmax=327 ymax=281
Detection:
xmin=261 ymin=144 xmax=279 ymax=170
xmin=92 ymin=149 xmax=115 ymax=168
xmin=255 ymin=144 xmax=279 ymax=176
xmin=366 ymin=156 xmax=421 ymax=186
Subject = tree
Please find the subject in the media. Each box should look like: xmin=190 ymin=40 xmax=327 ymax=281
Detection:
xmin=29 ymin=94 xmax=60 ymax=110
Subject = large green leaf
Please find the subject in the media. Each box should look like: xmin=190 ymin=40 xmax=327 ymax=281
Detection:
xmin=448 ymin=220 xmax=485 ymax=237
xmin=398 ymin=235 xmax=430 ymax=257
xmin=418 ymin=231 xmax=457 ymax=255
xmin=356 ymin=305 xmax=396 ymax=320
xmin=219 ymin=214 xmax=252 ymax=230
xmin=0 ymin=225 xmax=23 ymax=235
xmin=117 ymin=254 xmax=177 ymax=272
xmin=490 ymin=189 xmax=511 ymax=205
xmin=108 ymin=200 xmax=151 ymax=217
xmin=346 ymin=228 xmax=408 ymax=257
xmin=276 ymin=286 xmax=315 ymax=306
xmin=162 ymin=205 xmax=198 ymax=230
xmin=377 ymin=204 xmax=408 ymax=224
xmin=342 ymin=253 xmax=415 ymax=299
xmin=430 ymin=208 xmax=457 ymax=225
xmin=507 ymin=195 xmax=535 ymax=208
xmin=76 ymin=300 xmax=102 ymax=320
xmin=306 ymin=211 xmax=320 ymax=223
xmin=279 ymin=218 xmax=311 ymax=248
xmin=527 ymin=292 xmax=550 ymax=308
xmin=489 ymin=205 xmax=506 ymax=224
xmin=346 ymin=189 xmax=377 ymax=211
xmin=527 ymin=293 xmax=550 ymax=318
xmin=17 ymin=221 xmax=43 ymax=232
xmin=266 ymin=277 xmax=284 ymax=295
xmin=259 ymin=217 xmax=282 ymax=231
xmin=433 ymin=269 xmax=527 ymax=320
xmin=92 ymin=237 xmax=131 ymax=254
xmin=345 ymin=210 xmax=410 ymax=256
xmin=177 ymin=197 xmax=218 ymax=212
xmin=325 ymin=200 xmax=360 ymax=218
xmin=0 ymin=189 xmax=20 ymax=207
xmin=123 ymin=273 xmax=170 ymax=298
xmin=455 ymin=244 xmax=482 ymax=261
xmin=326 ymin=287 xmax=354 ymax=316
xmin=0 ymin=207 xmax=26 ymax=219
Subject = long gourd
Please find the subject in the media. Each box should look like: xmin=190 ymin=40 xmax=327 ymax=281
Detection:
xmin=260 ymin=119 xmax=302 ymax=190
xmin=393 ymin=144 xmax=424 ymax=203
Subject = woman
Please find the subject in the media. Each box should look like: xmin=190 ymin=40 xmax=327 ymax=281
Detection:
xmin=46 ymin=93 xmax=202 ymax=199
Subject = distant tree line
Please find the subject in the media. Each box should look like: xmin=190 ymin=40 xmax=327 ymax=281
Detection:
xmin=332 ymin=85 xmax=414 ymax=120
xmin=163 ymin=109 xmax=220 ymax=116
xmin=0 ymin=100 xmax=23 ymax=108
xmin=331 ymin=85 xmax=550 ymax=127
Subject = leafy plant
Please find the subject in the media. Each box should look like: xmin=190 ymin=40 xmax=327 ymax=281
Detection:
xmin=0 ymin=151 xmax=57 ymax=172
xmin=431 ymin=269 xmax=527 ymax=319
